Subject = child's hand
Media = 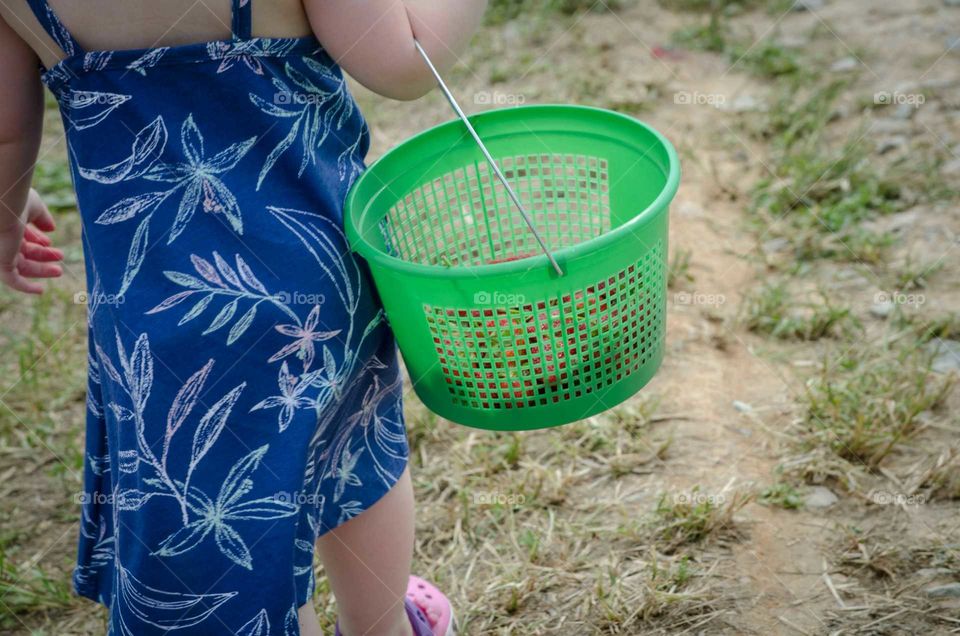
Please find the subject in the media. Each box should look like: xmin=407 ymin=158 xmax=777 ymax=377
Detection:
xmin=0 ymin=189 xmax=64 ymax=295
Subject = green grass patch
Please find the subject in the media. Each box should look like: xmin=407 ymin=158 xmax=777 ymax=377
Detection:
xmin=0 ymin=542 xmax=74 ymax=628
xmin=32 ymin=158 xmax=77 ymax=212
xmin=746 ymin=80 xmax=911 ymax=263
xmin=759 ymin=482 xmax=804 ymax=509
xmin=652 ymin=487 xmax=752 ymax=553
xmin=742 ymin=283 xmax=857 ymax=340
xmin=668 ymin=248 xmax=694 ymax=289
xmin=660 ymin=0 xmax=788 ymax=14
xmin=728 ymin=40 xmax=803 ymax=78
xmin=752 ymin=80 xmax=847 ymax=150
xmin=898 ymin=312 xmax=960 ymax=343
xmin=673 ymin=14 xmax=730 ymax=53
xmin=486 ymin=0 xmax=623 ymax=23
xmin=886 ymin=256 xmax=943 ymax=292
xmin=666 ymin=0 xmax=807 ymax=78
xmin=792 ymin=338 xmax=953 ymax=480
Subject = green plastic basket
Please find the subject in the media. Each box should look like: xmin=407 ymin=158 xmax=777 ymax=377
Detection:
xmin=345 ymin=105 xmax=680 ymax=430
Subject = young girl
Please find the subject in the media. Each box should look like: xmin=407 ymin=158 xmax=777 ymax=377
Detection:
xmin=0 ymin=1 xmax=486 ymax=634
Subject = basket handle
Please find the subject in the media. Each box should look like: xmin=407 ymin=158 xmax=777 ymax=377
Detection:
xmin=413 ymin=39 xmax=564 ymax=277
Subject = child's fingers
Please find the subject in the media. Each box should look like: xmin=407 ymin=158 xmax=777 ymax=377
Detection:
xmin=29 ymin=210 xmax=56 ymax=232
xmin=23 ymin=225 xmax=52 ymax=246
xmin=17 ymin=258 xmax=62 ymax=279
xmin=21 ymin=240 xmax=64 ymax=262
xmin=26 ymin=190 xmax=56 ymax=232
xmin=0 ymin=270 xmax=44 ymax=295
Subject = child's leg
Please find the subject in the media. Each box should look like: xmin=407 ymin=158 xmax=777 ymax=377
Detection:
xmin=300 ymin=466 xmax=416 ymax=636
xmin=298 ymin=601 xmax=324 ymax=636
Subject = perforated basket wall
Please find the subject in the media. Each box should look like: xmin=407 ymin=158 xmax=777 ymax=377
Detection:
xmin=379 ymin=151 xmax=665 ymax=411
xmin=380 ymin=153 xmax=611 ymax=267
xmin=344 ymin=105 xmax=678 ymax=430
xmin=422 ymin=243 xmax=665 ymax=410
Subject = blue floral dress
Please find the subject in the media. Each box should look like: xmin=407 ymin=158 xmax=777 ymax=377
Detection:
xmin=24 ymin=0 xmax=408 ymax=633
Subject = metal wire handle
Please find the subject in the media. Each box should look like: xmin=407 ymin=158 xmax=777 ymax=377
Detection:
xmin=413 ymin=39 xmax=564 ymax=277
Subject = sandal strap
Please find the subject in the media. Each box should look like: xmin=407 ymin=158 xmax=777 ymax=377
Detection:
xmin=334 ymin=599 xmax=434 ymax=636
xmin=405 ymin=597 xmax=436 ymax=636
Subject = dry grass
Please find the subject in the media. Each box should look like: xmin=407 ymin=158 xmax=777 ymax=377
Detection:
xmin=374 ymin=396 xmax=742 ymax=634
xmin=823 ymin=521 xmax=960 ymax=634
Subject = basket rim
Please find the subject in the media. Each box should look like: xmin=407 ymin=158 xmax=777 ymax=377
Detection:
xmin=344 ymin=104 xmax=680 ymax=279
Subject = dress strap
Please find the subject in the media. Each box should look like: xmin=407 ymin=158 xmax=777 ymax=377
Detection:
xmin=231 ymin=0 xmax=253 ymax=40
xmin=23 ymin=0 xmax=83 ymax=57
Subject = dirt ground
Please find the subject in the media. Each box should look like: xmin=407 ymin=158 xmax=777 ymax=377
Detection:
xmin=2 ymin=1 xmax=959 ymax=635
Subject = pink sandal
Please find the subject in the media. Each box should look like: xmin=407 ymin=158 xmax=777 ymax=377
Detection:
xmin=405 ymin=575 xmax=455 ymax=636
xmin=334 ymin=575 xmax=455 ymax=636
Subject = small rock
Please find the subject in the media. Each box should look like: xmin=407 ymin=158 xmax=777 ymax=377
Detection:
xmin=883 ymin=209 xmax=920 ymax=234
xmin=791 ymin=0 xmax=825 ymax=10
xmin=916 ymin=78 xmax=953 ymax=91
xmin=925 ymin=340 xmax=960 ymax=374
xmin=830 ymin=56 xmax=858 ymax=72
xmin=501 ymin=22 xmax=523 ymax=46
xmin=877 ymin=136 xmax=907 ymax=154
xmin=733 ymin=400 xmax=753 ymax=413
xmin=943 ymin=157 xmax=960 ymax=176
xmin=763 ymin=237 xmax=790 ymax=254
xmin=870 ymin=300 xmax=895 ymax=319
xmin=804 ymin=486 xmax=839 ymax=508
xmin=917 ymin=567 xmax=955 ymax=579
xmin=835 ymin=268 xmax=863 ymax=281
xmin=893 ymin=80 xmax=921 ymax=94
xmin=722 ymin=94 xmax=765 ymax=113
xmin=893 ymin=103 xmax=917 ymax=120
xmin=828 ymin=105 xmax=848 ymax=122
xmin=927 ymin=583 xmax=960 ymax=598
xmin=871 ymin=118 xmax=911 ymax=135
xmin=779 ymin=34 xmax=809 ymax=48
xmin=915 ymin=411 xmax=935 ymax=427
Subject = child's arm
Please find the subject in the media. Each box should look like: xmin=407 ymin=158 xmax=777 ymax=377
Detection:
xmin=303 ymin=1 xmax=487 ymax=101
xmin=0 ymin=15 xmax=63 ymax=295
